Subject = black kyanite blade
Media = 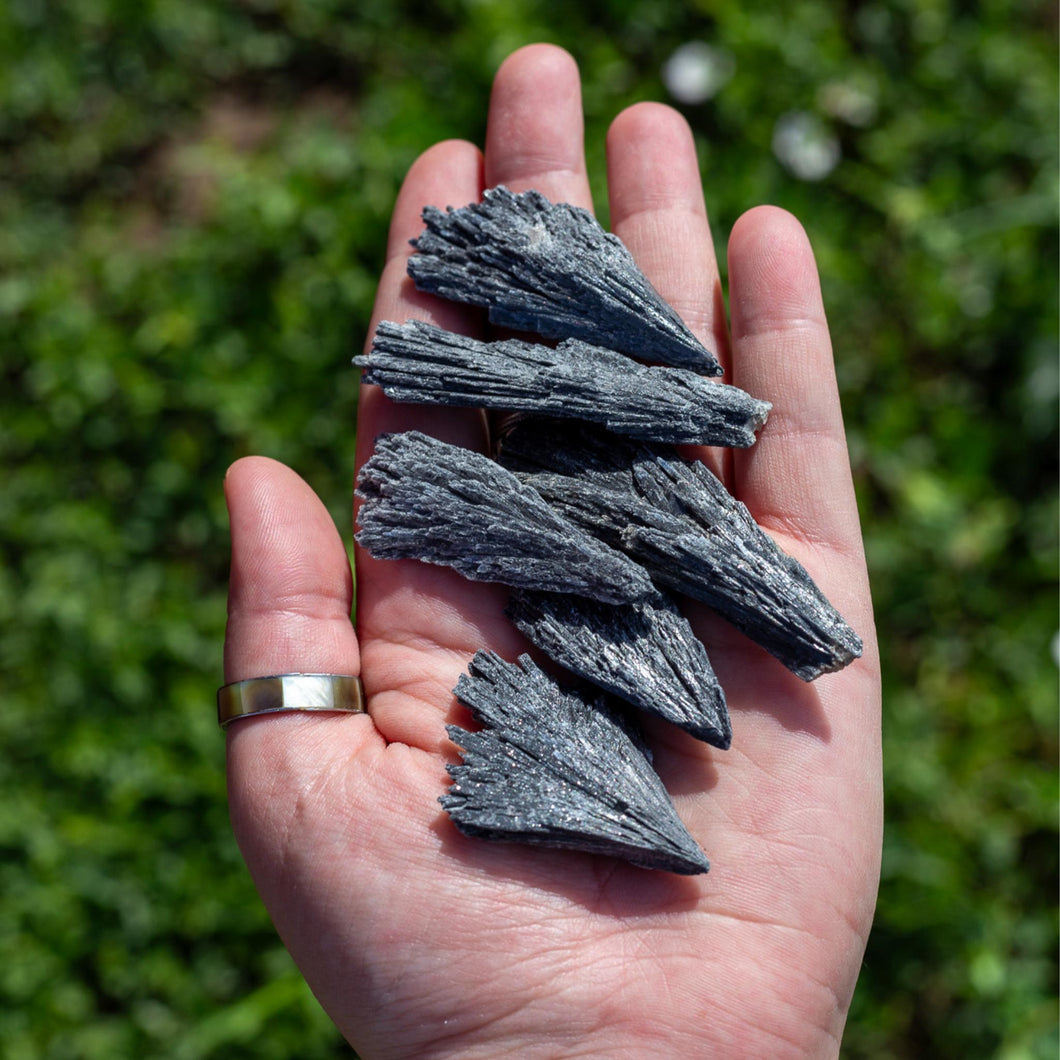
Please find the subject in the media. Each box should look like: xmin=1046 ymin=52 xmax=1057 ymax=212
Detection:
xmin=507 ymin=589 xmax=731 ymax=748
xmin=498 ymin=418 xmax=863 ymax=680
xmin=358 ymin=320 xmax=768 ymax=446
xmin=407 ymin=186 xmax=724 ymax=376
xmin=355 ymin=431 xmax=655 ymax=605
xmin=626 ymin=455 xmax=864 ymax=680
xmin=442 ymin=651 xmax=710 ymax=875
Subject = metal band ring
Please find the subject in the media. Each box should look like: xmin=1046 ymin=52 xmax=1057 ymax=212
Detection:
xmin=217 ymin=673 xmax=365 ymax=730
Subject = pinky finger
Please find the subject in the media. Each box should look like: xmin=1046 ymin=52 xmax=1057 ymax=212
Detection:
xmin=727 ymin=206 xmax=875 ymax=658
xmin=729 ymin=207 xmax=863 ymax=561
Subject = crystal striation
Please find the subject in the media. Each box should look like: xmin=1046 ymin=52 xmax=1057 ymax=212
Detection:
xmin=499 ymin=418 xmax=863 ymax=680
xmin=507 ymin=588 xmax=731 ymax=748
xmin=626 ymin=455 xmax=864 ymax=679
xmin=358 ymin=319 xmax=768 ymax=446
xmin=442 ymin=651 xmax=711 ymax=875
xmin=355 ymin=430 xmax=656 ymax=605
xmin=407 ymin=186 xmax=724 ymax=376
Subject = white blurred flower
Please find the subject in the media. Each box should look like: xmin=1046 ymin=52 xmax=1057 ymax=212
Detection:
xmin=662 ymin=42 xmax=735 ymax=104
xmin=818 ymin=80 xmax=878 ymax=127
xmin=772 ymin=111 xmax=841 ymax=181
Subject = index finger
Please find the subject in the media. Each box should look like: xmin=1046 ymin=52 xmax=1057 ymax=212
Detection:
xmin=355 ymin=138 xmax=488 ymax=458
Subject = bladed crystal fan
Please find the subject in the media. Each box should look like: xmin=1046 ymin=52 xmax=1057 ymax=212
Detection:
xmin=442 ymin=651 xmax=711 ymax=875
xmin=355 ymin=430 xmax=656 ymax=606
xmin=358 ymin=319 xmax=768 ymax=446
xmin=407 ymin=185 xmax=724 ymax=376
xmin=506 ymin=588 xmax=731 ymax=748
xmin=498 ymin=417 xmax=863 ymax=681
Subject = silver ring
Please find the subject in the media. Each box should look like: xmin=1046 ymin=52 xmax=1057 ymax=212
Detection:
xmin=217 ymin=673 xmax=365 ymax=730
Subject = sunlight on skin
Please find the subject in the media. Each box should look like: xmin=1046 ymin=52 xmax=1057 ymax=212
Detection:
xmin=222 ymin=43 xmax=881 ymax=1060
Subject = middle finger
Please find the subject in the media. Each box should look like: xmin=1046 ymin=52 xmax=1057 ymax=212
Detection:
xmin=484 ymin=44 xmax=594 ymax=211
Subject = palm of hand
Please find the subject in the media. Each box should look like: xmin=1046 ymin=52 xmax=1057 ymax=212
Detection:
xmin=222 ymin=45 xmax=881 ymax=1060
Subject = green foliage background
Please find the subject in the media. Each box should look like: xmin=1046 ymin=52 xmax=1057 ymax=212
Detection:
xmin=1 ymin=1 xmax=1056 ymax=1056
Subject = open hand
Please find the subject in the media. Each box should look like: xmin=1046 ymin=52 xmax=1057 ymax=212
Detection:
xmin=221 ymin=43 xmax=882 ymax=1059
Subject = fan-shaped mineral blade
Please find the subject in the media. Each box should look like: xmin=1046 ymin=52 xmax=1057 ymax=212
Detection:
xmin=355 ymin=431 xmax=655 ymax=605
xmin=442 ymin=651 xmax=710 ymax=875
xmin=407 ymin=186 xmax=724 ymax=376
xmin=498 ymin=418 xmax=863 ymax=680
xmin=506 ymin=588 xmax=731 ymax=748
xmin=626 ymin=455 xmax=864 ymax=679
xmin=357 ymin=320 xmax=768 ymax=446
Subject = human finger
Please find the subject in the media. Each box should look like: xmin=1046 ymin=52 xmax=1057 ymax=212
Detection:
xmin=606 ymin=102 xmax=730 ymax=373
xmin=223 ymin=455 xmax=361 ymax=685
xmin=727 ymin=206 xmax=876 ymax=658
xmin=356 ymin=138 xmax=487 ymax=457
xmin=605 ymin=102 xmax=733 ymax=480
xmin=353 ymin=138 xmax=528 ymax=753
xmin=222 ymin=454 xmax=379 ymax=801
xmin=484 ymin=43 xmax=593 ymax=210
xmin=728 ymin=211 xmax=864 ymax=551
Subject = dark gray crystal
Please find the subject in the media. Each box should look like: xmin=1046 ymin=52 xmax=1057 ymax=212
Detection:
xmin=357 ymin=320 xmax=768 ymax=446
xmin=497 ymin=419 xmax=672 ymax=542
xmin=355 ymin=431 xmax=655 ymax=605
xmin=499 ymin=419 xmax=863 ymax=680
xmin=507 ymin=588 xmax=731 ymax=748
xmin=498 ymin=415 xmax=641 ymax=495
xmin=407 ymin=186 xmax=724 ymax=376
xmin=625 ymin=455 xmax=864 ymax=679
xmin=442 ymin=651 xmax=710 ymax=875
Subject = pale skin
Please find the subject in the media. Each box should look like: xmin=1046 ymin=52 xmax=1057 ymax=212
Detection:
xmin=222 ymin=44 xmax=882 ymax=1060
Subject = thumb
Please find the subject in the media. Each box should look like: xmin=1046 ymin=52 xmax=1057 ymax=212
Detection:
xmin=221 ymin=453 xmax=380 ymax=879
xmin=223 ymin=455 xmax=360 ymax=683
xmin=221 ymin=453 xmax=376 ymax=797
xmin=220 ymin=456 xmax=397 ymax=1045
xmin=221 ymin=455 xmax=378 ymax=780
